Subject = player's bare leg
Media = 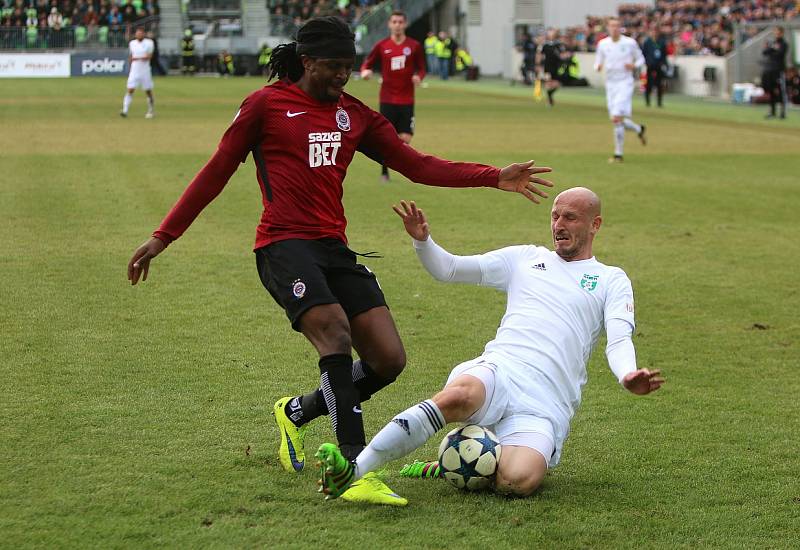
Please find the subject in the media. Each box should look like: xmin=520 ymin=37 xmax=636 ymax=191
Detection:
xmin=121 ymin=87 xmax=135 ymax=117
xmin=145 ymin=89 xmax=155 ymax=118
xmin=350 ymin=305 xmax=406 ymax=389
xmin=494 ymin=445 xmax=547 ymax=497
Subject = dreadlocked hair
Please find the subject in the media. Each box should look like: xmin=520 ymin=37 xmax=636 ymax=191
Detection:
xmin=266 ymin=16 xmax=355 ymax=82
xmin=266 ymin=42 xmax=303 ymax=82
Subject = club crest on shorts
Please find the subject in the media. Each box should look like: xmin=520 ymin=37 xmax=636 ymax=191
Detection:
xmin=580 ymin=274 xmax=599 ymax=292
xmin=403 ymin=46 xmax=412 ymax=56
xmin=292 ymin=279 xmax=306 ymax=299
xmin=335 ymin=108 xmax=350 ymax=131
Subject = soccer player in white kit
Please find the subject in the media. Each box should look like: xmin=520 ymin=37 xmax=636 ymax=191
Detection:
xmin=316 ymin=188 xmax=664 ymax=501
xmin=121 ymin=27 xmax=155 ymax=119
xmin=594 ymin=18 xmax=647 ymax=163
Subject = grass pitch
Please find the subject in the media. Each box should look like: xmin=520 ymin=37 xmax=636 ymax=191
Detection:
xmin=1 ymin=76 xmax=799 ymax=548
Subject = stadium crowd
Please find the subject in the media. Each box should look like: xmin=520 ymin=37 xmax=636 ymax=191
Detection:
xmin=558 ymin=0 xmax=798 ymax=56
xmin=267 ymin=0 xmax=378 ymax=29
xmin=1 ymin=0 xmax=159 ymax=47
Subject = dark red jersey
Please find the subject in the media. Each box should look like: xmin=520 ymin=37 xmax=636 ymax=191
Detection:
xmin=361 ymin=37 xmax=425 ymax=105
xmin=153 ymin=80 xmax=499 ymax=250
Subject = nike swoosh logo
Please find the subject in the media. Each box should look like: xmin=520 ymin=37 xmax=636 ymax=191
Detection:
xmin=286 ymin=110 xmax=307 ymax=118
xmin=284 ymin=428 xmax=304 ymax=471
xmin=353 ymin=406 xmax=362 ymax=414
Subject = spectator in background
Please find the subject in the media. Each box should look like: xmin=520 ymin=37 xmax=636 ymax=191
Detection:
xmin=258 ymin=43 xmax=273 ymax=76
xmin=424 ymin=31 xmax=439 ymax=74
xmin=435 ymin=30 xmax=452 ymax=80
xmin=642 ymin=26 xmax=668 ymax=107
xmin=148 ymin=30 xmax=166 ymax=76
xmin=217 ymin=50 xmax=234 ymax=76
xmin=761 ymin=26 xmax=788 ymax=119
xmin=181 ymin=28 xmax=196 ymax=75
xmin=82 ymin=5 xmax=98 ymax=30
xmin=518 ymin=31 xmax=536 ymax=85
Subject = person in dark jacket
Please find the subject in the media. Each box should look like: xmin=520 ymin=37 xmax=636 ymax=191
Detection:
xmin=761 ymin=26 xmax=788 ymax=119
xmin=641 ymin=27 xmax=668 ymax=107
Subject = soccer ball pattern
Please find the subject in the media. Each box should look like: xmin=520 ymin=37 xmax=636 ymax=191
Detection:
xmin=438 ymin=424 xmax=502 ymax=491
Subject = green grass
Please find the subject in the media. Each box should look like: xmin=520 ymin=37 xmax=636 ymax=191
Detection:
xmin=1 ymin=76 xmax=799 ymax=548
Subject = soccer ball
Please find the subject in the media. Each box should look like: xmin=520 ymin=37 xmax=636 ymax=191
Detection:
xmin=438 ymin=424 xmax=502 ymax=491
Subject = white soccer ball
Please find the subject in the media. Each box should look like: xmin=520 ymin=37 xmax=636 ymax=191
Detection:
xmin=438 ymin=424 xmax=502 ymax=491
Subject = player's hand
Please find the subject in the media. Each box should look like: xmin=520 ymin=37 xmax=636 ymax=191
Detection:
xmin=392 ymin=200 xmax=429 ymax=241
xmin=622 ymin=369 xmax=665 ymax=395
xmin=497 ymin=160 xmax=553 ymax=204
xmin=625 ymin=63 xmax=635 ymax=71
xmin=360 ymin=69 xmax=373 ymax=80
xmin=412 ymin=74 xmax=422 ymax=86
xmin=127 ymin=237 xmax=166 ymax=285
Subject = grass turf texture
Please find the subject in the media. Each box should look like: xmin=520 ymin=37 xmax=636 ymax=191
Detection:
xmin=1 ymin=76 xmax=799 ymax=548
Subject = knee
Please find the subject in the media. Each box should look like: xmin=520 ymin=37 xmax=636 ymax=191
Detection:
xmin=432 ymin=384 xmax=478 ymax=422
xmin=379 ymin=347 xmax=406 ymax=379
xmin=494 ymin=468 xmax=544 ymax=498
xmin=301 ymin=309 xmax=352 ymax=353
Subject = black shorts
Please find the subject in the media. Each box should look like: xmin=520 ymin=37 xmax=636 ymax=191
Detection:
xmin=255 ymin=238 xmax=387 ymax=331
xmin=762 ymin=70 xmax=781 ymax=93
xmin=380 ymin=102 xmax=415 ymax=135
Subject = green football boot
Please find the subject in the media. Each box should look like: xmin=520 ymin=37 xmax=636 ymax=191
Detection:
xmin=272 ymin=397 xmax=307 ymax=473
xmin=315 ymin=443 xmax=356 ymax=499
xmin=399 ymin=460 xmax=442 ymax=479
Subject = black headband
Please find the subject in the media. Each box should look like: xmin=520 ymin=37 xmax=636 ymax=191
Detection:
xmin=296 ymin=37 xmax=355 ymax=59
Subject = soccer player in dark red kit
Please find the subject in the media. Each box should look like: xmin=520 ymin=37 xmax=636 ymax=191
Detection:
xmin=126 ymin=16 xmax=553 ymax=506
xmin=360 ymin=10 xmax=425 ymax=182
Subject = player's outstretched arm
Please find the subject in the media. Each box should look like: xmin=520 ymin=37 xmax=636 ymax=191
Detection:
xmin=497 ymin=160 xmax=553 ymax=204
xmin=392 ymin=200 xmax=484 ymax=284
xmin=127 ymin=237 xmax=166 ymax=285
xmin=392 ymin=199 xmax=429 ymax=241
xmin=622 ymin=369 xmax=665 ymax=395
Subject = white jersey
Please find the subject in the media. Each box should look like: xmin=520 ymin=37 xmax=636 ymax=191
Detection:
xmin=594 ymin=35 xmax=644 ymax=83
xmin=129 ymin=38 xmax=154 ymax=75
xmin=474 ymin=245 xmax=635 ymax=429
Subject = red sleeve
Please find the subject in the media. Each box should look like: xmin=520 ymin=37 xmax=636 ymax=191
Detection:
xmin=152 ymin=148 xmax=241 ymax=245
xmin=358 ymin=109 xmax=499 ymax=188
xmin=414 ymin=41 xmax=426 ymax=80
xmin=360 ymin=41 xmax=381 ymax=72
xmin=152 ymin=91 xmax=264 ymax=245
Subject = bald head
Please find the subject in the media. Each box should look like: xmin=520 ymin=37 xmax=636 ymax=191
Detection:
xmin=551 ymin=187 xmax=603 ymax=261
xmin=554 ymin=187 xmax=601 ymax=217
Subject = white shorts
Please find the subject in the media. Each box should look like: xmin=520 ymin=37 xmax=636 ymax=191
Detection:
xmin=127 ymin=70 xmax=153 ymax=91
xmin=446 ymin=359 xmax=559 ymax=467
xmin=606 ymin=79 xmax=633 ymax=117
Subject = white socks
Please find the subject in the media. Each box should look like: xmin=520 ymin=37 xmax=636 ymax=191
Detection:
xmin=614 ymin=123 xmax=625 ymax=156
xmin=354 ymin=399 xmax=445 ymax=480
xmin=623 ymin=117 xmax=642 ymax=133
xmin=146 ymin=95 xmax=154 ymax=113
xmin=122 ymin=93 xmax=133 ymax=114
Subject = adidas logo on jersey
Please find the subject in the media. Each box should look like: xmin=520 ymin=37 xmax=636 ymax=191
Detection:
xmin=532 ymin=262 xmax=547 ymax=271
xmin=308 ymin=131 xmax=341 ymax=168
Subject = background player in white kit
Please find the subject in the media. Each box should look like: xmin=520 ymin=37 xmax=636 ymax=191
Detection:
xmin=121 ymin=27 xmax=155 ymax=119
xmin=595 ymin=19 xmax=647 ymax=163
xmin=316 ymin=188 xmax=665 ymax=501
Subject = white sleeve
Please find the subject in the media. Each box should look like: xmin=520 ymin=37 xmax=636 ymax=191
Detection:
xmin=605 ymin=318 xmax=637 ymax=383
xmin=412 ymin=236 xmax=525 ymax=291
xmin=594 ymin=42 xmax=605 ymax=71
xmin=604 ymin=269 xmax=635 ymax=326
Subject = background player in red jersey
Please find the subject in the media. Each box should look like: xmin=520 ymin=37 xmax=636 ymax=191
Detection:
xmin=360 ymin=11 xmax=425 ymax=182
xmin=126 ymin=16 xmax=553 ymax=505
